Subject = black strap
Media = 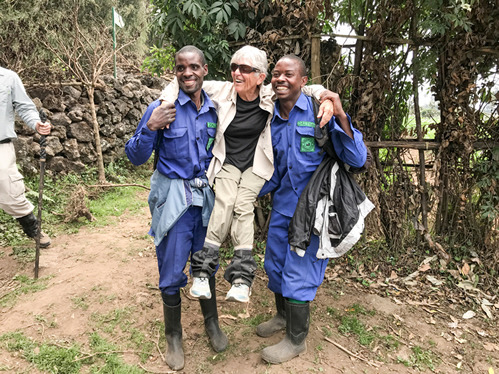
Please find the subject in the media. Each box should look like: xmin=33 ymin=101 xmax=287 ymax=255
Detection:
xmin=0 ymin=138 xmax=12 ymax=144
xmin=153 ymin=129 xmax=163 ymax=170
xmin=311 ymin=98 xmax=340 ymax=160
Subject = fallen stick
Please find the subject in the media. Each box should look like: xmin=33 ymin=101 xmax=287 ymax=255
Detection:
xmin=73 ymin=350 xmax=149 ymax=362
xmin=155 ymin=327 xmax=165 ymax=363
xmin=86 ymin=183 xmax=150 ymax=190
xmin=324 ymin=337 xmax=381 ymax=368
xmin=138 ymin=362 xmax=179 ymax=374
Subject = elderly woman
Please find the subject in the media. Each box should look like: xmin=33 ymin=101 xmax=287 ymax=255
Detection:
xmin=159 ymin=45 xmax=334 ymax=303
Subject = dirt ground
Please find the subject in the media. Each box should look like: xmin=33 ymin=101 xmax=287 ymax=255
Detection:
xmin=0 ymin=193 xmax=498 ymax=374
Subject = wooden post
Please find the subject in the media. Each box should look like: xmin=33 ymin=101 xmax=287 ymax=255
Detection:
xmin=311 ymin=35 xmax=321 ymax=84
xmin=411 ymin=13 xmax=428 ymax=241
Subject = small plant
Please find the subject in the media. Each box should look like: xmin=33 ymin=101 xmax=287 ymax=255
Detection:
xmin=338 ymin=316 xmax=375 ymax=346
xmin=397 ymin=346 xmax=440 ymax=371
xmin=71 ymin=295 xmax=89 ymax=310
xmin=345 ymin=303 xmax=376 ymax=316
xmin=322 ymin=326 xmax=332 ymax=337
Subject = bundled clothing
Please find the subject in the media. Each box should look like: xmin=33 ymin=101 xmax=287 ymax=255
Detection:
xmin=289 ymin=156 xmax=374 ymax=259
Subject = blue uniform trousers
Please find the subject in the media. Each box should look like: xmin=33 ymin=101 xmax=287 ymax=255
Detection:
xmin=264 ymin=209 xmax=329 ymax=301
xmin=156 ymin=206 xmax=209 ymax=295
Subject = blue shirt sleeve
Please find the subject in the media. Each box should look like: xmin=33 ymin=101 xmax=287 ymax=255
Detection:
xmin=329 ymin=114 xmax=367 ymax=169
xmin=125 ymin=101 xmax=161 ymax=166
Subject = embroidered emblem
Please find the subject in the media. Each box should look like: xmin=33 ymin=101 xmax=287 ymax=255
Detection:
xmin=207 ymin=122 xmax=217 ymax=128
xmin=300 ymin=137 xmax=315 ymax=152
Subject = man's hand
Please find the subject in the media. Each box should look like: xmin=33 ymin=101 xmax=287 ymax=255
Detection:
xmin=317 ymin=100 xmax=334 ymax=127
xmin=35 ymin=121 xmax=51 ymax=135
xmin=318 ymin=91 xmax=353 ymax=138
xmin=147 ymin=101 xmax=176 ymax=131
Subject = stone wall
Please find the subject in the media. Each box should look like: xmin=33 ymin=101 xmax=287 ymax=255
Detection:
xmin=14 ymin=74 xmax=168 ymax=176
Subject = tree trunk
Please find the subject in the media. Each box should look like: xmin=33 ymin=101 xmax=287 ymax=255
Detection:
xmin=88 ymin=85 xmax=106 ymax=183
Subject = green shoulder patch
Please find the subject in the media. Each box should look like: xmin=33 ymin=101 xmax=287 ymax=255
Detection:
xmin=207 ymin=122 xmax=217 ymax=128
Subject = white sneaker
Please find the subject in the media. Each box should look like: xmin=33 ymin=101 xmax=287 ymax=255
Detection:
xmin=225 ymin=283 xmax=251 ymax=303
xmin=190 ymin=277 xmax=211 ymax=299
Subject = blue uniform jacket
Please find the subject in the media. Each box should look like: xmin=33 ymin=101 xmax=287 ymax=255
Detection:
xmin=259 ymin=93 xmax=367 ymax=218
xmin=125 ymin=89 xmax=217 ymax=179
xmin=125 ymin=89 xmax=218 ymax=245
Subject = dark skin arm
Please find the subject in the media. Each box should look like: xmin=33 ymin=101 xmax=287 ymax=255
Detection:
xmin=318 ymin=91 xmax=353 ymax=138
xmin=146 ymin=101 xmax=176 ymax=131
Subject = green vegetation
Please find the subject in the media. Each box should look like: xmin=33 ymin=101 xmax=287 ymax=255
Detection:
xmin=0 ymin=275 xmax=53 ymax=308
xmin=0 ymin=332 xmax=82 ymax=373
xmin=338 ymin=315 xmax=376 ymax=346
xmin=0 ymin=157 xmax=151 ymax=248
xmin=0 ymin=331 xmax=148 ymax=374
xmin=1 ymin=0 xmax=149 ymax=82
xmin=90 ymin=307 xmax=136 ymax=334
xmin=398 ymin=346 xmax=440 ymax=371
xmin=327 ymin=303 xmax=401 ymax=352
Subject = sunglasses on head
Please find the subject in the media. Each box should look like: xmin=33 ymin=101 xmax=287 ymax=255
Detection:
xmin=230 ymin=63 xmax=259 ymax=74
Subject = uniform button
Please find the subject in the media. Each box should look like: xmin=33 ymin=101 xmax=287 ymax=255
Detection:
xmin=288 ymin=123 xmax=291 ymax=126
xmin=197 ymin=137 xmax=200 ymax=140
xmin=289 ymin=166 xmax=292 ymax=169
xmin=294 ymin=187 xmax=298 ymax=190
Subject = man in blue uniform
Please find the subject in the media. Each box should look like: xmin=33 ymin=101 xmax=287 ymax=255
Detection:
xmin=125 ymin=46 xmax=227 ymax=371
xmin=257 ymin=55 xmax=367 ymax=364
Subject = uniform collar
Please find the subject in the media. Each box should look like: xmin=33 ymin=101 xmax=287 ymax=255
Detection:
xmin=272 ymin=92 xmax=308 ymax=122
xmin=178 ymin=89 xmax=216 ymax=113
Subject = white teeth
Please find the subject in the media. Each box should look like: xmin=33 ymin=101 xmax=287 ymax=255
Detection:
xmin=276 ymin=87 xmax=287 ymax=91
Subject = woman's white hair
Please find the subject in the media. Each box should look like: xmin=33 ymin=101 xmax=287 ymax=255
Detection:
xmin=231 ymin=45 xmax=268 ymax=77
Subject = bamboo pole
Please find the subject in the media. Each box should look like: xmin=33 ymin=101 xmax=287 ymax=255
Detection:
xmin=364 ymin=141 xmax=499 ymax=150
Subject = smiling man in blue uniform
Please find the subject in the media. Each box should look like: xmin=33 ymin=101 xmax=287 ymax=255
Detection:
xmin=257 ymin=55 xmax=368 ymax=364
xmin=125 ymin=46 xmax=227 ymax=371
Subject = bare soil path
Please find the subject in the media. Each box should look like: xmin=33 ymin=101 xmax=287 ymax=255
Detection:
xmin=0 ymin=196 xmax=498 ymax=373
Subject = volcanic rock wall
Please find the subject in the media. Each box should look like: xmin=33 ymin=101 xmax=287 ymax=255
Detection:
xmin=14 ymin=74 xmax=168 ymax=176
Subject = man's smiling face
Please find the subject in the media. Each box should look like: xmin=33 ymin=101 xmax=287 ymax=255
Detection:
xmin=175 ymin=51 xmax=208 ymax=97
xmin=271 ymin=58 xmax=308 ymax=104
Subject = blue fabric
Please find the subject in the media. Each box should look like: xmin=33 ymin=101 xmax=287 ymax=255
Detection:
xmin=125 ymin=89 xmax=217 ymax=180
xmin=148 ymin=170 xmax=214 ymax=246
xmin=156 ymin=206 xmax=209 ymax=294
xmin=264 ymin=209 xmax=329 ymax=301
xmin=259 ymin=93 xmax=366 ymax=218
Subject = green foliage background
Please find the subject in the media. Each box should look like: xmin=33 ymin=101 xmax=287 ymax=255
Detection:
xmin=0 ymin=0 xmax=149 ymax=82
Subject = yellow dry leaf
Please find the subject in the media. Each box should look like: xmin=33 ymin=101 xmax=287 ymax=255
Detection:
xmin=489 ymin=368 xmax=494 ymax=374
xmin=461 ymin=262 xmax=470 ymax=276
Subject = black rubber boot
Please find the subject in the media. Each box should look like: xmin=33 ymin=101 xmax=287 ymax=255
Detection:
xmin=161 ymin=294 xmax=184 ymax=370
xmin=199 ymin=276 xmax=228 ymax=352
xmin=261 ymin=299 xmax=309 ymax=364
xmin=16 ymin=212 xmax=51 ymax=248
xmin=17 ymin=212 xmax=38 ymax=238
xmin=256 ymin=293 xmax=286 ymax=337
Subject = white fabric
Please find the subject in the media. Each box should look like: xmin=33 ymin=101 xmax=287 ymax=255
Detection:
xmin=313 ymin=164 xmax=374 ymax=259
